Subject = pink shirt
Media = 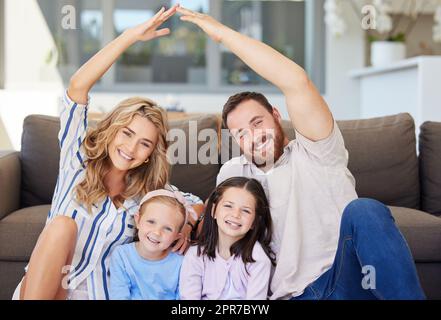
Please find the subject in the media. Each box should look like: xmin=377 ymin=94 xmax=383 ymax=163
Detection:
xmin=179 ymin=242 xmax=272 ymax=300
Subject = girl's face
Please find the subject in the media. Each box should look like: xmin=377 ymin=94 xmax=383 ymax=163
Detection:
xmin=108 ymin=115 xmax=158 ymax=172
xmin=135 ymin=201 xmax=184 ymax=259
xmin=214 ymin=187 xmax=256 ymax=242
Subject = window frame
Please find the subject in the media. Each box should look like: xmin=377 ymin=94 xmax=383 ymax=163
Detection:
xmin=84 ymin=0 xmax=326 ymax=94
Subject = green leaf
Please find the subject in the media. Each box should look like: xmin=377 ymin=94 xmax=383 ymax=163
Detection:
xmin=388 ymin=32 xmax=406 ymax=42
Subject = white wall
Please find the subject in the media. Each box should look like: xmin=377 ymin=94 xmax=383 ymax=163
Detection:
xmin=4 ymin=0 xmax=63 ymax=87
xmin=324 ymin=0 xmax=365 ymax=120
xmin=0 ymin=0 xmax=63 ymax=150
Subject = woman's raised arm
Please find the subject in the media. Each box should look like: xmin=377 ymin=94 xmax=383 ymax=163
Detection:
xmin=68 ymin=5 xmax=179 ymax=104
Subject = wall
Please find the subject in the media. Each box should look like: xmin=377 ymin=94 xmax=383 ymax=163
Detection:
xmin=325 ymin=0 xmax=365 ymax=120
xmin=0 ymin=0 xmax=4 ymax=89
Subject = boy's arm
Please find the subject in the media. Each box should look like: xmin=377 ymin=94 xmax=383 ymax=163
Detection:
xmin=177 ymin=7 xmax=333 ymax=142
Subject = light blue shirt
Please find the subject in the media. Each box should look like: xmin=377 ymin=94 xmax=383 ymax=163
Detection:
xmin=109 ymin=243 xmax=183 ymax=300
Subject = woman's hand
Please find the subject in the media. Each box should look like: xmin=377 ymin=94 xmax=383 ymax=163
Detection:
xmin=172 ymin=223 xmax=193 ymax=255
xmin=177 ymin=6 xmax=227 ymax=43
xmin=126 ymin=4 xmax=179 ymax=42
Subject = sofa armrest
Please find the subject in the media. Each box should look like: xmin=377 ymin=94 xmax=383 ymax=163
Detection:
xmin=0 ymin=151 xmax=21 ymax=220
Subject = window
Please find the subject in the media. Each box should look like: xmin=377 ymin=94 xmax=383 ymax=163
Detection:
xmin=221 ymin=1 xmax=305 ymax=86
xmin=37 ymin=0 xmax=103 ymax=83
xmin=114 ymin=0 xmax=208 ymax=84
xmin=37 ymin=0 xmax=325 ymax=93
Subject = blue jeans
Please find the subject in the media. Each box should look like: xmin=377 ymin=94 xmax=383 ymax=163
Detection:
xmin=291 ymin=199 xmax=426 ymax=300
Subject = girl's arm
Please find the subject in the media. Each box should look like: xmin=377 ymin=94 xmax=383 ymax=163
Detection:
xmin=179 ymin=246 xmax=204 ymax=300
xmin=245 ymin=247 xmax=272 ymax=300
xmin=68 ymin=5 xmax=179 ymax=104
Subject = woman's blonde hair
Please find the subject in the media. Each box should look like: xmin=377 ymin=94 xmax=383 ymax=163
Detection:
xmin=75 ymin=97 xmax=169 ymax=213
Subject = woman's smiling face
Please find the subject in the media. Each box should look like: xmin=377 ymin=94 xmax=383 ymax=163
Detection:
xmin=108 ymin=115 xmax=158 ymax=172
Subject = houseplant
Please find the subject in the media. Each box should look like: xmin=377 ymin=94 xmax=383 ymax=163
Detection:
xmin=325 ymin=0 xmax=441 ymax=67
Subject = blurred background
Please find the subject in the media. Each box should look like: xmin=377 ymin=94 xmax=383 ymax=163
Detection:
xmin=1 ymin=0 xmax=441 ymax=150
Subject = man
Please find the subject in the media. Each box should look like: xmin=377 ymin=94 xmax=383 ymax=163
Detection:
xmin=178 ymin=7 xmax=425 ymax=300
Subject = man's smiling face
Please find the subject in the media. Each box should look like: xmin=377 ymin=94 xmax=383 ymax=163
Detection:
xmin=226 ymin=99 xmax=286 ymax=169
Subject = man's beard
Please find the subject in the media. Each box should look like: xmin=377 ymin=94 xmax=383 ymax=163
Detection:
xmin=251 ymin=121 xmax=285 ymax=169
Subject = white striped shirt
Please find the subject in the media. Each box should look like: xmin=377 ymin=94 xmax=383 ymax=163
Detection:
xmin=45 ymin=91 xmax=201 ymax=300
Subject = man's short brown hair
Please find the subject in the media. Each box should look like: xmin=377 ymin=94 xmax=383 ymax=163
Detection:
xmin=222 ymin=92 xmax=273 ymax=128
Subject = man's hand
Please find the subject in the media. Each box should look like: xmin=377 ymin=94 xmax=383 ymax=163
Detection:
xmin=126 ymin=5 xmax=178 ymax=42
xmin=177 ymin=7 xmax=226 ymax=43
xmin=171 ymin=223 xmax=192 ymax=255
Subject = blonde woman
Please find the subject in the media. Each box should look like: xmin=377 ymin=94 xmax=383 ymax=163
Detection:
xmin=14 ymin=5 xmax=201 ymax=300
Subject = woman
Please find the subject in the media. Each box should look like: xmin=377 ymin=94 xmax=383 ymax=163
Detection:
xmin=14 ymin=4 xmax=201 ymax=300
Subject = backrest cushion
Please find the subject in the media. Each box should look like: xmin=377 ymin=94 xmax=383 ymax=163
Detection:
xmin=338 ymin=113 xmax=420 ymax=209
xmin=168 ymin=115 xmax=220 ymax=201
xmin=419 ymin=121 xmax=441 ymax=216
xmin=20 ymin=113 xmax=220 ymax=207
xmin=21 ymin=115 xmax=60 ymax=207
xmin=258 ymin=114 xmax=420 ymax=209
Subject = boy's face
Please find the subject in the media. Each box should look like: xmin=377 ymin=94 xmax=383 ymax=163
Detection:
xmin=135 ymin=201 xmax=184 ymax=258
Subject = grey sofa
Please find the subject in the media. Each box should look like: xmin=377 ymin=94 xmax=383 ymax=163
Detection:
xmin=0 ymin=112 xmax=440 ymax=300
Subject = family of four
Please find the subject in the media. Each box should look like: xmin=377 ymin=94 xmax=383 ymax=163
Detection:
xmin=14 ymin=5 xmax=425 ymax=300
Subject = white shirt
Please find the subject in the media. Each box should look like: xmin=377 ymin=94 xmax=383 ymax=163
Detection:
xmin=217 ymin=122 xmax=358 ymax=299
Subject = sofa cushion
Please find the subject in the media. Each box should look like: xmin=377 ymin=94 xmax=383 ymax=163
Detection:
xmin=419 ymin=121 xmax=441 ymax=216
xmin=390 ymin=206 xmax=441 ymax=262
xmin=339 ymin=114 xmax=420 ymax=209
xmin=0 ymin=205 xmax=49 ymax=261
xmin=225 ymin=114 xmax=420 ymax=209
xmin=168 ymin=115 xmax=220 ymax=201
xmin=20 ymin=113 xmax=220 ymax=207
xmin=21 ymin=115 xmax=60 ymax=208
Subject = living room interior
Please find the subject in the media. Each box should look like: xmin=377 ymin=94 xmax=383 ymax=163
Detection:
xmin=0 ymin=0 xmax=440 ymax=300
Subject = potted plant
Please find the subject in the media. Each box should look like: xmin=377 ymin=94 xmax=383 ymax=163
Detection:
xmin=325 ymin=0 xmax=441 ymax=67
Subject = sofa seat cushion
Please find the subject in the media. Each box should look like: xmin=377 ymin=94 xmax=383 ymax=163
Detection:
xmin=0 ymin=205 xmax=49 ymax=261
xmin=390 ymin=206 xmax=441 ymax=262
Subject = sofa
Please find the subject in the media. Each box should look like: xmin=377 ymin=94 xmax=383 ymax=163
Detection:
xmin=0 ymin=112 xmax=440 ymax=300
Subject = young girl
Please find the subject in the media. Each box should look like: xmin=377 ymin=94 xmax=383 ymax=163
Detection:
xmin=13 ymin=5 xmax=201 ymax=300
xmin=179 ymin=177 xmax=276 ymax=300
xmin=109 ymin=188 xmax=197 ymax=300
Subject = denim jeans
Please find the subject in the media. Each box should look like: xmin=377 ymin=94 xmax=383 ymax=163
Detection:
xmin=291 ymin=198 xmax=426 ymax=300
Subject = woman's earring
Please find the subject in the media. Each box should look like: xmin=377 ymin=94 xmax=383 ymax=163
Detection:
xmin=144 ymin=158 xmax=150 ymax=164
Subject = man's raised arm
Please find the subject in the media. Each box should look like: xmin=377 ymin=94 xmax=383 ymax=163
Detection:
xmin=178 ymin=6 xmax=333 ymax=141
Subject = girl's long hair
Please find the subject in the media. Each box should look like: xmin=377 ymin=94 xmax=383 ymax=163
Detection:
xmin=75 ymin=97 xmax=169 ymax=213
xmin=197 ymin=177 xmax=276 ymax=267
